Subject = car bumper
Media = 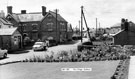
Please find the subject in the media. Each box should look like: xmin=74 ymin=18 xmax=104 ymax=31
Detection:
xmin=33 ymin=47 xmax=43 ymax=51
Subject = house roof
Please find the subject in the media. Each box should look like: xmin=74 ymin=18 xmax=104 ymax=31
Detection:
xmin=11 ymin=12 xmax=44 ymax=22
xmin=0 ymin=28 xmax=18 ymax=35
xmin=0 ymin=17 xmax=12 ymax=25
xmin=8 ymin=11 xmax=67 ymax=23
xmin=111 ymin=23 xmax=121 ymax=28
xmin=49 ymin=11 xmax=67 ymax=22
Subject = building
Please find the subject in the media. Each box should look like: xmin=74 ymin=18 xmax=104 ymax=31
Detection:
xmin=113 ymin=21 xmax=135 ymax=45
xmin=6 ymin=6 xmax=68 ymax=44
xmin=0 ymin=10 xmax=5 ymax=18
xmin=6 ymin=6 xmax=46 ymax=42
xmin=105 ymin=23 xmax=121 ymax=34
xmin=0 ymin=17 xmax=13 ymax=28
xmin=0 ymin=28 xmax=22 ymax=51
xmin=40 ymin=11 xmax=68 ymax=43
xmin=67 ymin=24 xmax=73 ymax=41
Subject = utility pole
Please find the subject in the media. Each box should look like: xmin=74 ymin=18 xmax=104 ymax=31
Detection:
xmin=81 ymin=6 xmax=83 ymax=42
xmin=82 ymin=11 xmax=91 ymax=41
xmin=79 ymin=20 xmax=80 ymax=35
xmin=55 ymin=9 xmax=58 ymax=43
xmin=96 ymin=18 xmax=97 ymax=37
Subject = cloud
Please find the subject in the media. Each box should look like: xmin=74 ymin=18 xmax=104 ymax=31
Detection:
xmin=1 ymin=0 xmax=135 ymax=28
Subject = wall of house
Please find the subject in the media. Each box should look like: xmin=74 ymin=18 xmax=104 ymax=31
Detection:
xmin=0 ymin=31 xmax=22 ymax=52
xmin=0 ymin=36 xmax=11 ymax=50
xmin=0 ymin=22 xmax=12 ymax=28
xmin=67 ymin=32 xmax=73 ymax=40
xmin=0 ymin=36 xmax=3 ymax=48
xmin=21 ymin=21 xmax=40 ymax=41
xmin=40 ymin=13 xmax=67 ymax=43
xmin=114 ymin=31 xmax=135 ymax=45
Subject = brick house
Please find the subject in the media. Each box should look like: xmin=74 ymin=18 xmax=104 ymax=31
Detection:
xmin=40 ymin=11 xmax=68 ymax=43
xmin=67 ymin=24 xmax=73 ymax=41
xmin=6 ymin=6 xmax=47 ymax=44
xmin=0 ymin=17 xmax=22 ymax=51
xmin=6 ymin=6 xmax=68 ymax=44
xmin=0 ymin=28 xmax=22 ymax=52
xmin=113 ymin=21 xmax=135 ymax=45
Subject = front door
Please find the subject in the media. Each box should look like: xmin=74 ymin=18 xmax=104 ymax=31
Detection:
xmin=18 ymin=36 xmax=22 ymax=48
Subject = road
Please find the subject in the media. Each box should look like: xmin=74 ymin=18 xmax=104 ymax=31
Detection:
xmin=0 ymin=39 xmax=89 ymax=64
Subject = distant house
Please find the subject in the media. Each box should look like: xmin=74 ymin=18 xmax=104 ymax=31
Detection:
xmin=105 ymin=23 xmax=121 ymax=34
xmin=6 ymin=6 xmax=68 ymax=44
xmin=0 ymin=28 xmax=22 ymax=51
xmin=113 ymin=21 xmax=135 ymax=45
xmin=67 ymin=24 xmax=73 ymax=41
xmin=40 ymin=11 xmax=68 ymax=43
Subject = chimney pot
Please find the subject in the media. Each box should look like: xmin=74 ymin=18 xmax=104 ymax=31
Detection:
xmin=7 ymin=6 xmax=12 ymax=14
xmin=21 ymin=10 xmax=26 ymax=14
xmin=42 ymin=6 xmax=46 ymax=16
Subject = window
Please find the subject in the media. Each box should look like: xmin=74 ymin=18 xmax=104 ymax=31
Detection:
xmin=48 ymin=15 xmax=52 ymax=21
xmin=47 ymin=22 xmax=54 ymax=31
xmin=60 ymin=22 xmax=66 ymax=31
xmin=7 ymin=16 xmax=12 ymax=21
xmin=33 ymin=25 xmax=37 ymax=30
xmin=23 ymin=25 xmax=27 ymax=31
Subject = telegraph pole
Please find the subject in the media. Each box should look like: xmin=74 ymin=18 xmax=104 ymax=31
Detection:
xmin=81 ymin=6 xmax=83 ymax=42
xmin=55 ymin=9 xmax=58 ymax=42
xmin=96 ymin=18 xmax=97 ymax=37
xmin=79 ymin=20 xmax=80 ymax=35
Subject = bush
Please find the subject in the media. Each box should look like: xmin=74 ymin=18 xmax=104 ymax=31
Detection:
xmin=22 ymin=45 xmax=131 ymax=63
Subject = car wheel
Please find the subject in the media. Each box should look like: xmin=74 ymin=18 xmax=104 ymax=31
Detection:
xmin=3 ymin=53 xmax=7 ymax=58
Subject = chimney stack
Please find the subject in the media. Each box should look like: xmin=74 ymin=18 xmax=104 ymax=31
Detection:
xmin=7 ymin=6 xmax=12 ymax=14
xmin=21 ymin=10 xmax=26 ymax=14
xmin=0 ymin=10 xmax=5 ymax=18
xmin=42 ymin=6 xmax=46 ymax=16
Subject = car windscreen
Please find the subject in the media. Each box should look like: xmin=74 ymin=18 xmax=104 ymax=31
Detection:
xmin=35 ymin=42 xmax=43 ymax=45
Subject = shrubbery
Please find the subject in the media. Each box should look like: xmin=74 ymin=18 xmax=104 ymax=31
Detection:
xmin=111 ymin=59 xmax=130 ymax=79
xmin=22 ymin=45 xmax=131 ymax=62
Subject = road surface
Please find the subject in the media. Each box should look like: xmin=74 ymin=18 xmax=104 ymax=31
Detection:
xmin=0 ymin=39 xmax=88 ymax=64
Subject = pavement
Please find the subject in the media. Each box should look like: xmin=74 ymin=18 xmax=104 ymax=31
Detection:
xmin=128 ymin=56 xmax=135 ymax=79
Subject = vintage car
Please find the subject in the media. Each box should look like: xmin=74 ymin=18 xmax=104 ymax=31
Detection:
xmin=33 ymin=42 xmax=47 ymax=51
xmin=0 ymin=48 xmax=8 ymax=58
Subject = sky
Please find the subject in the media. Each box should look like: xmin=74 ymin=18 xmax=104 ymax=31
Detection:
xmin=0 ymin=0 xmax=135 ymax=29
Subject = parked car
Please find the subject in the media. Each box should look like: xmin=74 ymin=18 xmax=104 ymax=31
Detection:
xmin=47 ymin=39 xmax=57 ymax=47
xmin=77 ymin=41 xmax=94 ymax=51
xmin=0 ymin=48 xmax=8 ymax=58
xmin=33 ymin=42 xmax=47 ymax=51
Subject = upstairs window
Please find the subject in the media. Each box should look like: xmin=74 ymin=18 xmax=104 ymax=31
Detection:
xmin=32 ymin=23 xmax=38 ymax=30
xmin=47 ymin=22 xmax=54 ymax=31
xmin=7 ymin=16 xmax=12 ymax=21
xmin=48 ymin=15 xmax=52 ymax=21
xmin=60 ymin=22 xmax=66 ymax=31
xmin=23 ymin=24 xmax=27 ymax=31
